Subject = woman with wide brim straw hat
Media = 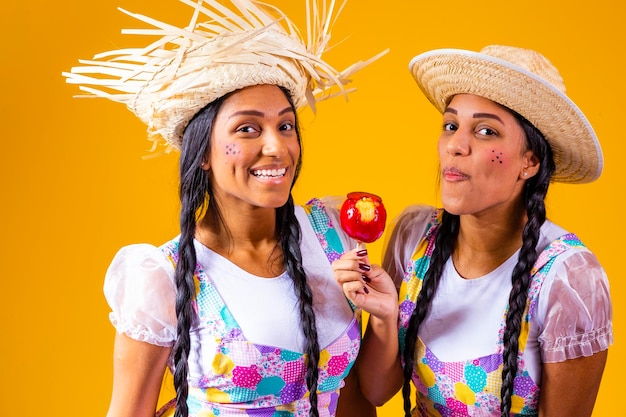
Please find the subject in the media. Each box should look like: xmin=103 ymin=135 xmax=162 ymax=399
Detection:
xmin=332 ymin=45 xmax=612 ymax=416
xmin=64 ymin=1 xmax=387 ymax=416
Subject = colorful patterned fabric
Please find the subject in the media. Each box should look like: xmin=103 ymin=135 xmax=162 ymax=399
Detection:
xmin=303 ymin=198 xmax=345 ymax=264
xmin=398 ymin=211 xmax=585 ymax=416
xmin=156 ymin=201 xmax=359 ymax=416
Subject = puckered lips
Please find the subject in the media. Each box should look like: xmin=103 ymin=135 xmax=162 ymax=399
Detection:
xmin=443 ymin=166 xmax=469 ymax=181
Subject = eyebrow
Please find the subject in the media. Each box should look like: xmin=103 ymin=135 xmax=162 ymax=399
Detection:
xmin=473 ymin=112 xmax=503 ymax=123
xmin=229 ymin=106 xmax=294 ymax=119
xmin=444 ymin=107 xmax=503 ymax=123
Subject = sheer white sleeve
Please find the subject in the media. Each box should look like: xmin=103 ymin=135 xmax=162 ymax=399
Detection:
xmin=538 ymin=250 xmax=613 ymax=362
xmin=103 ymin=244 xmax=177 ymax=347
xmin=382 ymin=205 xmax=437 ymax=289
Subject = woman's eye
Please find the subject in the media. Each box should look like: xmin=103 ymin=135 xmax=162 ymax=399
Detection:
xmin=237 ymin=125 xmax=258 ymax=134
xmin=280 ymin=122 xmax=294 ymax=131
xmin=443 ymin=122 xmax=457 ymax=131
xmin=477 ymin=127 xmax=497 ymax=136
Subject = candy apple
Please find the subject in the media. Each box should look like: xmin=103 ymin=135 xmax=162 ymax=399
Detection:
xmin=339 ymin=192 xmax=386 ymax=244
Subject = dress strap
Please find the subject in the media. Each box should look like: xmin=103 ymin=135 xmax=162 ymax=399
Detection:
xmin=303 ymin=198 xmax=345 ymax=263
xmin=509 ymin=232 xmax=586 ymax=355
xmin=531 ymin=233 xmax=585 ymax=274
xmin=526 ymin=232 xmax=585 ymax=319
xmin=159 ymin=238 xmax=238 ymax=336
xmin=304 ymin=198 xmax=360 ymax=313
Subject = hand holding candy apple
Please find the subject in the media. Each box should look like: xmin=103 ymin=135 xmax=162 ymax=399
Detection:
xmin=340 ymin=192 xmax=387 ymax=248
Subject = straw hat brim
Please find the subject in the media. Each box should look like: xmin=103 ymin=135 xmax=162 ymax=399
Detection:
xmin=409 ymin=49 xmax=603 ymax=184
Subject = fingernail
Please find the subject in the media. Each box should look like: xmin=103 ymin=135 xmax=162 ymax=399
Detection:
xmin=363 ymin=286 xmax=370 ymax=294
xmin=359 ymin=263 xmax=371 ymax=272
xmin=362 ymin=275 xmax=371 ymax=283
xmin=356 ymin=249 xmax=368 ymax=257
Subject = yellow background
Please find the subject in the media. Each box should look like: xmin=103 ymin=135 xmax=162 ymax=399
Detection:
xmin=1 ymin=0 xmax=622 ymax=415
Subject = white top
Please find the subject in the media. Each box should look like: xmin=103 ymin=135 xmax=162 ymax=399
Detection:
xmin=103 ymin=201 xmax=355 ymax=352
xmin=384 ymin=204 xmax=613 ymax=384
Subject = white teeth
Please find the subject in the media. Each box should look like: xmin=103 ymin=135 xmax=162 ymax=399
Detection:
xmin=253 ymin=168 xmax=287 ymax=178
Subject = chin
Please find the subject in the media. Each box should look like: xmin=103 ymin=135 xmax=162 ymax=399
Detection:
xmin=263 ymin=194 xmax=291 ymax=209
xmin=441 ymin=201 xmax=470 ymax=216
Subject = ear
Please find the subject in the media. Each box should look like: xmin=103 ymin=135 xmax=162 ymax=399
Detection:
xmin=200 ymin=153 xmax=210 ymax=171
xmin=520 ymin=151 xmax=540 ymax=179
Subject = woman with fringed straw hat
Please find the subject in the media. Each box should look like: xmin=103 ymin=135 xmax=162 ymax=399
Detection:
xmin=333 ymin=45 xmax=612 ymax=416
xmin=63 ymin=1 xmax=387 ymax=416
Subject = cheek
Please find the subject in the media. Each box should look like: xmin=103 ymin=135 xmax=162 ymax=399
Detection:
xmin=285 ymin=138 xmax=301 ymax=161
xmin=224 ymin=143 xmax=240 ymax=157
xmin=437 ymin=137 xmax=446 ymax=157
xmin=487 ymin=148 xmax=507 ymax=166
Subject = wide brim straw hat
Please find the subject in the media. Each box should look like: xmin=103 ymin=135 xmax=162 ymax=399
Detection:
xmin=409 ymin=45 xmax=603 ymax=184
xmin=63 ymin=0 xmax=387 ymax=153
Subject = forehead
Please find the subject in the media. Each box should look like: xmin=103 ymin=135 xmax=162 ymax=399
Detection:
xmin=446 ymin=94 xmax=523 ymax=128
xmin=220 ymin=84 xmax=292 ymax=112
xmin=447 ymin=94 xmax=512 ymax=114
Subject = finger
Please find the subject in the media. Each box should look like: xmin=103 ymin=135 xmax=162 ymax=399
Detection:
xmin=341 ymin=282 xmax=370 ymax=307
xmin=332 ymin=258 xmax=364 ymax=276
xmin=334 ymin=269 xmax=367 ymax=286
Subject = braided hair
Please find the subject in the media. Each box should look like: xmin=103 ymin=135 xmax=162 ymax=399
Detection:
xmin=400 ymin=110 xmax=555 ymax=417
xmin=171 ymin=86 xmax=321 ymax=417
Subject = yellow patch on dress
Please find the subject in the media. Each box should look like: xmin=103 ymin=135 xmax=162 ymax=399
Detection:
xmin=205 ymin=387 xmax=231 ymax=403
xmin=416 ymin=342 xmax=436 ymax=387
xmin=212 ymin=351 xmax=235 ymax=374
xmin=454 ymin=382 xmax=476 ymax=404
xmin=319 ymin=349 xmax=331 ymax=369
xmin=511 ymin=394 xmax=525 ymax=412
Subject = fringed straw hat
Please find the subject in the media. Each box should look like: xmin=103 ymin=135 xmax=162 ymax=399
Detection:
xmin=63 ymin=0 xmax=387 ymax=153
xmin=409 ymin=45 xmax=603 ymax=184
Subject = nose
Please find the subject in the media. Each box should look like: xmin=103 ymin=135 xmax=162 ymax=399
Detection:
xmin=262 ymin=129 xmax=288 ymax=157
xmin=444 ymin=130 xmax=470 ymax=156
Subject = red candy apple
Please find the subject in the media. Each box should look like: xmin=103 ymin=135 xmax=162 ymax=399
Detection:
xmin=340 ymin=192 xmax=387 ymax=244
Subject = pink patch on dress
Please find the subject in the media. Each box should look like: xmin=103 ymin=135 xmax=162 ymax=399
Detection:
xmin=283 ymin=360 xmax=305 ymax=383
xmin=232 ymin=365 xmax=262 ymax=388
xmin=327 ymin=352 xmax=349 ymax=376
xmin=446 ymin=397 xmax=469 ymax=414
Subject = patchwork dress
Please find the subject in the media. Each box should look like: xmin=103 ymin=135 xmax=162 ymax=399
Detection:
xmin=388 ymin=205 xmax=613 ymax=417
xmin=104 ymin=198 xmax=360 ymax=416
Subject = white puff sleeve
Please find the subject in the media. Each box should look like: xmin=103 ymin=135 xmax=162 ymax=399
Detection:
xmin=537 ymin=249 xmax=613 ymax=362
xmin=103 ymin=244 xmax=177 ymax=347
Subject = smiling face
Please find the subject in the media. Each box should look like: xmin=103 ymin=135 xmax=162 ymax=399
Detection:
xmin=203 ymin=84 xmax=301 ymax=212
xmin=438 ymin=94 xmax=539 ymax=217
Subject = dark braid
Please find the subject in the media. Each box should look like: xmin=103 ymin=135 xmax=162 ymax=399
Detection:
xmin=499 ymin=113 xmax=554 ymax=416
xmin=273 ymin=88 xmax=321 ymax=417
xmin=401 ymin=211 xmax=459 ymax=417
xmin=173 ymin=97 xmax=225 ymax=417
xmin=277 ymin=196 xmax=321 ymax=417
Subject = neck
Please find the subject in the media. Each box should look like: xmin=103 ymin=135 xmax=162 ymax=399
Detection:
xmin=453 ymin=204 xmax=527 ymax=279
xmin=195 ymin=205 xmax=283 ymax=278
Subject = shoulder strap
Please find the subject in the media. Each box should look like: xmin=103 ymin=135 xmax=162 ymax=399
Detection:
xmin=159 ymin=238 xmax=180 ymax=267
xmin=531 ymin=233 xmax=585 ymax=275
xmin=410 ymin=209 xmax=443 ymax=280
xmin=303 ymin=198 xmax=345 ymax=263
xmin=526 ymin=232 xmax=586 ymax=316
xmin=304 ymin=198 xmax=361 ymax=313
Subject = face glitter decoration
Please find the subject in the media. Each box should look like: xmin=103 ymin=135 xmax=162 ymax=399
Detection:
xmin=225 ymin=144 xmax=239 ymax=156
xmin=491 ymin=149 xmax=503 ymax=164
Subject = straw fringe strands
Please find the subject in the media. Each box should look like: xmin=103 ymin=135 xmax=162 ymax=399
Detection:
xmin=63 ymin=0 xmax=388 ymax=153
